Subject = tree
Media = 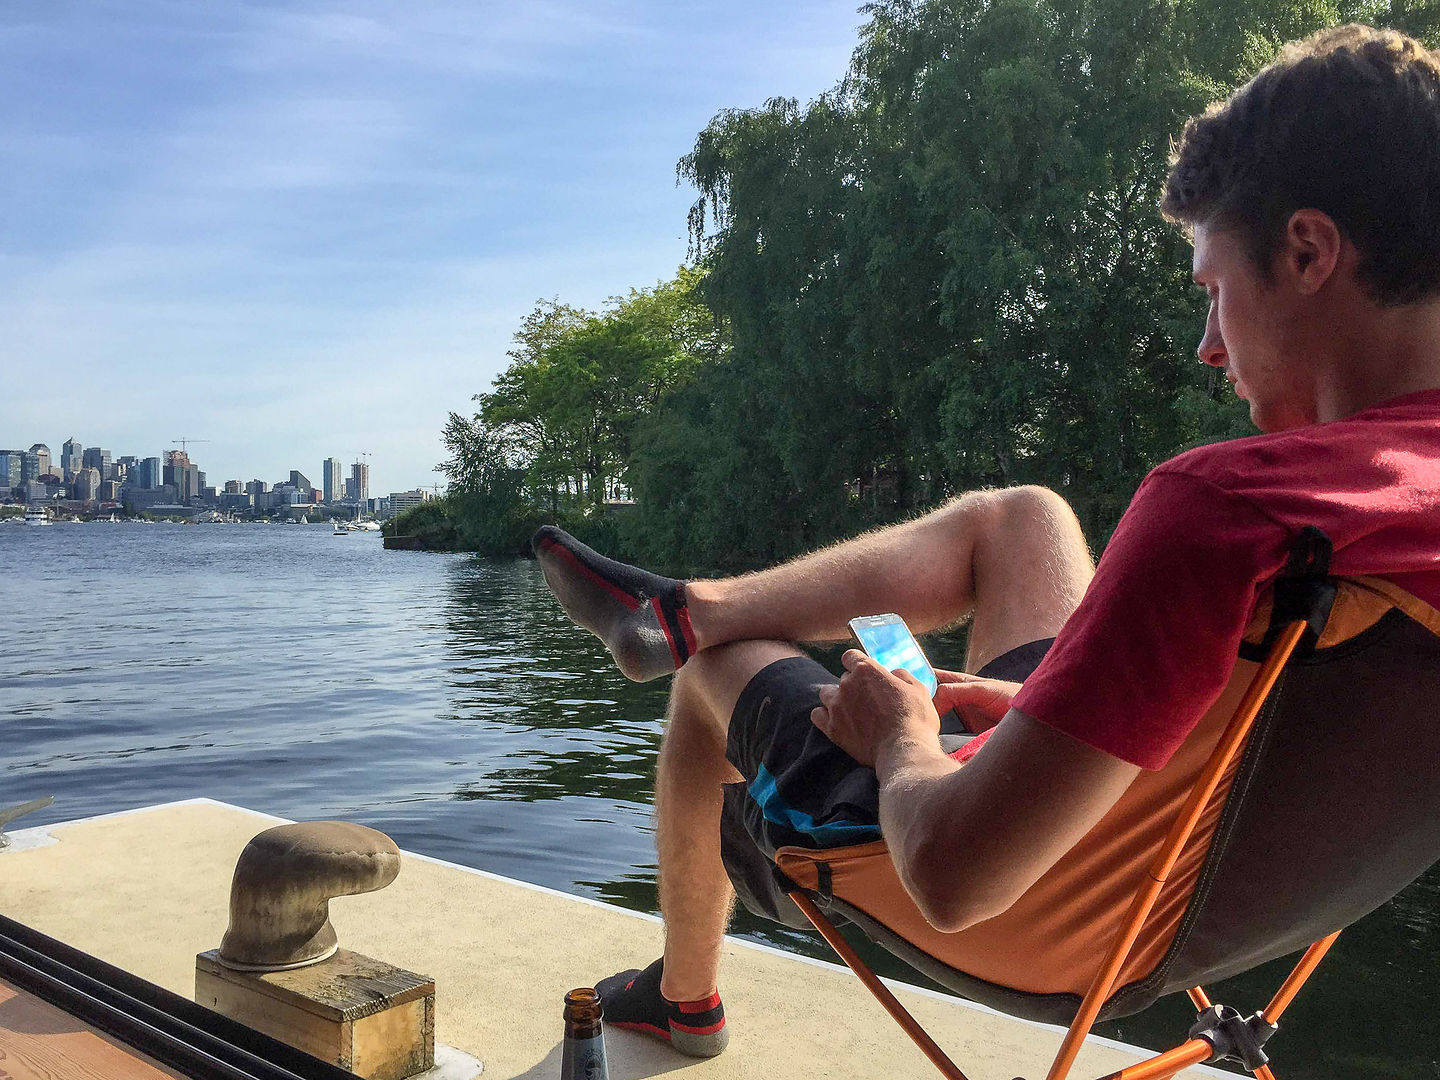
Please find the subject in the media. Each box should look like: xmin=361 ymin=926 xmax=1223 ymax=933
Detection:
xmin=629 ymin=0 xmax=1430 ymax=564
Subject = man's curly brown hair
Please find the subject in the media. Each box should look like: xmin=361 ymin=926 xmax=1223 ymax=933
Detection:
xmin=1162 ymin=25 xmax=1440 ymax=306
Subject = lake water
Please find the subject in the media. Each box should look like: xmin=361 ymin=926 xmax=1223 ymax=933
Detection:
xmin=2 ymin=523 xmax=1436 ymax=1078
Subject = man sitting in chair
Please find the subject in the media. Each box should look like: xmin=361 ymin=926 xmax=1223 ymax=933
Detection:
xmin=533 ymin=24 xmax=1440 ymax=1058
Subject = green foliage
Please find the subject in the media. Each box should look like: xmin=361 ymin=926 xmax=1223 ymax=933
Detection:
xmin=384 ymin=499 xmax=466 ymax=550
xmin=427 ymin=270 xmax=720 ymax=556
xmin=622 ymin=0 xmax=1434 ymax=562
xmin=479 ymin=270 xmax=717 ymax=516
xmin=435 ymin=2 xmax=1434 ymax=568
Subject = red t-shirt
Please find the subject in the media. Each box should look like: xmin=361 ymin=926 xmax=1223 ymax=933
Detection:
xmin=954 ymin=388 xmax=1440 ymax=770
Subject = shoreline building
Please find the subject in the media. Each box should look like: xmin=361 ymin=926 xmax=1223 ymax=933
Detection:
xmin=0 ymin=450 xmax=21 ymax=495
xmin=137 ymin=457 xmax=162 ymax=490
xmin=61 ymin=438 xmax=83 ymax=480
xmin=323 ymin=458 xmax=343 ymax=504
xmin=28 ymin=444 xmax=51 ymax=479
xmin=75 ymin=467 xmax=100 ymax=504
xmin=163 ymin=450 xmax=200 ymax=502
xmin=82 ymin=446 xmax=112 ymax=481
xmin=349 ymin=461 xmax=369 ymax=506
xmin=389 ymin=489 xmax=431 ymax=515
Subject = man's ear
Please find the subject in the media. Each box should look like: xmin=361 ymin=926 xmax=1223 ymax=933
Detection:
xmin=1280 ymin=209 xmax=1343 ymax=296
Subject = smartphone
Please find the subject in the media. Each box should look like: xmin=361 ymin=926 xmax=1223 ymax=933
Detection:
xmin=847 ymin=613 xmax=938 ymax=697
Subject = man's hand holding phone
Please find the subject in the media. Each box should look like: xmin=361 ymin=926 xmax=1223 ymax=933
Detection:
xmin=812 ymin=649 xmax=941 ymax=768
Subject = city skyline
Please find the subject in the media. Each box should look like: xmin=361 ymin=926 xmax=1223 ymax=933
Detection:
xmin=0 ymin=3 xmax=860 ymax=496
xmin=2 ymin=431 xmax=398 ymax=496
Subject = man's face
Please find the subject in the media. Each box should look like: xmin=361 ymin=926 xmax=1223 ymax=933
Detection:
xmin=1192 ymin=223 xmax=1314 ymax=432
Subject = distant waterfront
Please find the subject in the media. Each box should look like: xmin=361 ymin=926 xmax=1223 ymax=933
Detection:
xmin=2 ymin=524 xmax=1436 ymax=1078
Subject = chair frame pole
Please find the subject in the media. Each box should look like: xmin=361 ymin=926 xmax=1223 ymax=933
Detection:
xmin=1260 ymin=932 xmax=1341 ymax=1024
xmin=1043 ymin=620 xmax=1308 ymax=1080
xmin=1093 ymin=1039 xmax=1214 ymax=1080
xmin=787 ymin=889 xmax=971 ymax=1080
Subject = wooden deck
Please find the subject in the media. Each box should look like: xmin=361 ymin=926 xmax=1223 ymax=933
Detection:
xmin=0 ymin=800 xmax=1229 ymax=1080
xmin=0 ymin=976 xmax=188 ymax=1080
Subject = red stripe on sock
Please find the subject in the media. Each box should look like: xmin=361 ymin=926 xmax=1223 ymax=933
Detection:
xmin=610 ymin=1020 xmax=671 ymax=1041
xmin=674 ymin=600 xmax=697 ymax=655
xmin=677 ymin=993 xmax=721 ymax=1014
xmin=546 ymin=540 xmax=641 ymax=612
xmin=672 ymin=1018 xmax=726 ymax=1035
xmin=652 ymin=596 xmax=684 ymax=668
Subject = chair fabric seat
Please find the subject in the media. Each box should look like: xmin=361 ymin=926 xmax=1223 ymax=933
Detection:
xmin=771 ymin=577 xmax=1440 ymax=1024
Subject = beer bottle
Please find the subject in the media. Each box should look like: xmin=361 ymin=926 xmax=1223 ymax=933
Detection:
xmin=561 ymin=987 xmax=609 ymax=1080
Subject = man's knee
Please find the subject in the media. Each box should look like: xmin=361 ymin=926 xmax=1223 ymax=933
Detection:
xmin=992 ymin=485 xmax=1079 ymax=532
xmin=675 ymin=640 xmax=799 ymax=721
xmin=940 ymin=485 xmax=1077 ymax=536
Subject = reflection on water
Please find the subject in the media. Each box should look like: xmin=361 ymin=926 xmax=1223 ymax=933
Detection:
xmin=1 ymin=524 xmax=1437 ymax=1078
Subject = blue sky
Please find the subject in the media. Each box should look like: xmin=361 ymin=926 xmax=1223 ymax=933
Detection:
xmin=1 ymin=1 xmax=863 ymax=494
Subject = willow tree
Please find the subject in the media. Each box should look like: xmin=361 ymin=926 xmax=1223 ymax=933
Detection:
xmin=627 ymin=0 xmax=1433 ymax=568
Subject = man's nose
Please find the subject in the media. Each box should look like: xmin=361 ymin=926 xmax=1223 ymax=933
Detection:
xmin=1197 ymin=314 xmax=1226 ymax=367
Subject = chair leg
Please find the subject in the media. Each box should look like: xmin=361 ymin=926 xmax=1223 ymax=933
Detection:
xmin=1260 ymin=932 xmax=1341 ymax=1024
xmin=1045 ymin=621 xmax=1310 ymax=1080
xmin=788 ymin=890 xmax=972 ymax=1080
xmin=1093 ymin=1039 xmax=1214 ymax=1080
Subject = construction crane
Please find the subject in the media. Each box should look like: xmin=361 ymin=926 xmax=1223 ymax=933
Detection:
xmin=172 ymin=438 xmax=211 ymax=455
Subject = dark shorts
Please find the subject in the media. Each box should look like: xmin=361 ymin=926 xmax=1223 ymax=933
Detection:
xmin=719 ymin=637 xmax=1054 ymax=927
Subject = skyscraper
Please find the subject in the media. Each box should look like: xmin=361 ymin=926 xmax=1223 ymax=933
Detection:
xmin=138 ymin=457 xmax=162 ymax=489
xmin=0 ymin=450 xmax=21 ymax=493
xmin=82 ymin=446 xmax=112 ymax=480
xmin=323 ymin=458 xmax=343 ymax=504
xmin=29 ymin=444 xmax=51 ymax=478
xmin=350 ymin=461 xmax=369 ymax=505
xmin=61 ymin=438 xmax=83 ymax=478
xmin=75 ymin=467 xmax=100 ymax=503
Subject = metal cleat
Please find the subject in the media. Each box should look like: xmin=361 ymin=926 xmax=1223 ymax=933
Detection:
xmin=0 ymin=796 xmax=55 ymax=850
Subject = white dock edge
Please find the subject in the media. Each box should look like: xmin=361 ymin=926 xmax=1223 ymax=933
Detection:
xmin=0 ymin=799 xmax=1231 ymax=1080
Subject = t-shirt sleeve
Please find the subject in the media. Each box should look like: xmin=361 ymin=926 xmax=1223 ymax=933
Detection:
xmin=1009 ymin=470 xmax=1290 ymax=770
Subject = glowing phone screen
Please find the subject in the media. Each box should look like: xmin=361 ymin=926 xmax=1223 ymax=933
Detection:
xmin=849 ymin=615 xmax=938 ymax=696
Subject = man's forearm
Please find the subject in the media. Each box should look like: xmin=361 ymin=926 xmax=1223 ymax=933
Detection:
xmin=872 ymin=733 xmax=988 ymax=932
xmin=871 ymin=709 xmax=1145 ymax=934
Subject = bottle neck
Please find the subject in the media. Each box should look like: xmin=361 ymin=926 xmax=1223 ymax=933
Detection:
xmin=563 ymin=987 xmax=604 ymax=1040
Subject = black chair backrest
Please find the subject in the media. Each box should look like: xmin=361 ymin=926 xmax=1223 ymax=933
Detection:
xmin=1106 ymin=600 xmax=1440 ymax=1015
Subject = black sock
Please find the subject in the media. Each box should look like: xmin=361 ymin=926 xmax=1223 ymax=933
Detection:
xmin=595 ymin=958 xmax=728 ymax=1058
xmin=531 ymin=526 xmax=696 ymax=682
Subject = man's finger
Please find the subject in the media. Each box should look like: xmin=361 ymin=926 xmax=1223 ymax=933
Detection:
xmin=817 ymin=683 xmax=837 ymax=706
xmin=935 ymin=668 xmax=986 ymax=685
xmin=840 ymin=649 xmax=870 ymax=672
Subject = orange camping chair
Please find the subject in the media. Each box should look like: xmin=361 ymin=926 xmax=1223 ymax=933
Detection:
xmin=747 ymin=528 xmax=1440 ymax=1080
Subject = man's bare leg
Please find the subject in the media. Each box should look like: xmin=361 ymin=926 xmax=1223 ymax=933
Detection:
xmin=690 ymin=486 xmax=1094 ymax=670
xmin=654 ymin=639 xmax=797 ymax=1001
xmin=535 ymin=485 xmax=1095 ymax=681
xmin=594 ymin=638 xmax=797 ymax=1056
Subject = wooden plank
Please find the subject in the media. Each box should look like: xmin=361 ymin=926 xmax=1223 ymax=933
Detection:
xmin=0 ymin=976 xmax=189 ymax=1080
